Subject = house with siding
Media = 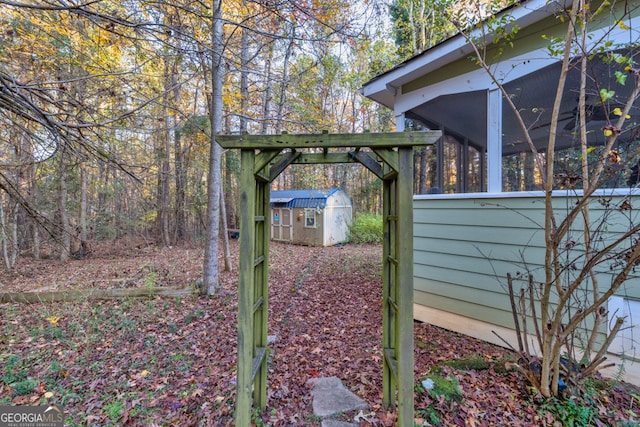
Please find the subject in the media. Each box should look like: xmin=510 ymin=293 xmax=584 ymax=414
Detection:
xmin=270 ymin=188 xmax=352 ymax=246
xmin=362 ymin=0 xmax=640 ymax=383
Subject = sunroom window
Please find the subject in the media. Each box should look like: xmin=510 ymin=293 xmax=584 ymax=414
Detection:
xmin=407 ymin=90 xmax=487 ymax=194
xmin=501 ymin=51 xmax=640 ymax=191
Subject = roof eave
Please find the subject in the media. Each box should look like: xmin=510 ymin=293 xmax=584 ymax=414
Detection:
xmin=361 ymin=0 xmax=571 ymax=109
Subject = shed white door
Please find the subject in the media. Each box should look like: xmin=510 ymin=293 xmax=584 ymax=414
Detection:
xmin=271 ymin=208 xmax=292 ymax=241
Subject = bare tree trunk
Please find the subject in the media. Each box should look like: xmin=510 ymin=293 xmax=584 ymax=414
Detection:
xmin=97 ymin=161 xmax=108 ymax=215
xmin=58 ymin=150 xmax=71 ymax=261
xmin=157 ymin=60 xmax=173 ymax=247
xmin=240 ymin=20 xmax=249 ymax=134
xmin=275 ymin=22 xmax=295 ymax=134
xmin=32 ymin=222 xmax=40 ymax=260
xmin=261 ymin=41 xmax=273 ymax=134
xmin=31 ymin=161 xmax=40 ymax=260
xmin=408 ymin=0 xmax=417 ymax=54
xmin=203 ymin=0 xmax=224 ymax=295
xmin=10 ymin=201 xmax=17 ymax=267
xmin=0 ymin=193 xmax=17 ymax=270
xmin=1 ymin=193 xmax=10 ymax=270
xmin=78 ymin=164 xmax=89 ymax=258
xmin=8 ymin=138 xmax=20 ymax=267
xmin=220 ymin=180 xmax=232 ymax=272
xmin=172 ymin=60 xmax=186 ymax=243
xmin=175 ymin=119 xmax=186 ymax=242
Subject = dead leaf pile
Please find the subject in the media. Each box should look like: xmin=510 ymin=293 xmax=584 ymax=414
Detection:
xmin=0 ymin=241 xmax=638 ymax=425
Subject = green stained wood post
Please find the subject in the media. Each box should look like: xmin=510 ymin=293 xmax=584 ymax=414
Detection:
xmin=220 ymin=132 xmax=439 ymax=427
xmin=235 ymin=151 xmax=271 ymax=425
xmin=253 ymin=178 xmax=270 ymax=407
xmin=396 ymin=147 xmax=415 ymax=425
xmin=382 ymin=165 xmax=397 ymax=407
xmin=236 ymin=149 xmax=256 ymax=426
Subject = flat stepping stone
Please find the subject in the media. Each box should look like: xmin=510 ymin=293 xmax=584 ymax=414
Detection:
xmin=307 ymin=376 xmax=369 ymax=418
xmin=322 ymin=420 xmax=357 ymax=427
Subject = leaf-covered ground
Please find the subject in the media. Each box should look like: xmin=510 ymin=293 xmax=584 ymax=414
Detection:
xmin=1 ymin=241 xmax=639 ymax=426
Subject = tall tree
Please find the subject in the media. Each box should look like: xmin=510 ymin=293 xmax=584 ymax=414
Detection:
xmin=203 ymin=0 xmax=225 ymax=295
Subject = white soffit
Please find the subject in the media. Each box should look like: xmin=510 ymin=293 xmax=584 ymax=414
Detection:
xmin=361 ymin=0 xmax=573 ymax=108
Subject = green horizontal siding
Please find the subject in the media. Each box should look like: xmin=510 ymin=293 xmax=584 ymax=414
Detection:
xmin=415 ymin=235 xmax=547 ymax=263
xmin=413 ymin=194 xmax=640 ymax=331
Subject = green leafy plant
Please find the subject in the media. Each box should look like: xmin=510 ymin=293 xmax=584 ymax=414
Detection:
xmin=415 ymin=373 xmax=462 ymax=426
xmin=144 ymin=272 xmax=158 ymax=292
xmin=348 ymin=213 xmax=383 ymax=244
xmin=538 ymin=397 xmax=596 ymax=427
xmin=167 ymin=322 xmax=177 ymax=334
xmin=105 ymin=399 xmax=125 ymax=421
xmin=2 ymin=355 xmax=27 ymax=384
xmin=417 ymin=373 xmax=463 ymax=402
xmin=12 ymin=379 xmax=37 ymax=396
xmin=251 ymin=409 xmax=267 ymax=427
xmin=417 ymin=407 xmax=442 ymax=426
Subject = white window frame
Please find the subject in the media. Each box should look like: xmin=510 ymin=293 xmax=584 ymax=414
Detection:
xmin=304 ymin=208 xmax=317 ymax=228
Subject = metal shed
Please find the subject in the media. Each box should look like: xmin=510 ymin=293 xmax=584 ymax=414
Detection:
xmin=270 ymin=188 xmax=352 ymax=246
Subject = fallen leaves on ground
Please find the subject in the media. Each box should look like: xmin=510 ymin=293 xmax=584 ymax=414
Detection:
xmin=0 ymin=241 xmax=638 ymax=426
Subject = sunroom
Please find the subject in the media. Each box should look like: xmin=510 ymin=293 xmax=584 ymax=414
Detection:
xmin=362 ymin=0 xmax=640 ymax=383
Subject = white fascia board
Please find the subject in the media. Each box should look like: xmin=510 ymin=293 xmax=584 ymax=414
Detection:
xmin=361 ymin=79 xmax=395 ymax=107
xmin=393 ymin=48 xmax=558 ymax=115
xmin=362 ymin=0 xmax=569 ymax=108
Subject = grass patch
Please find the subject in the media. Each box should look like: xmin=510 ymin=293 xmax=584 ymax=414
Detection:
xmin=416 ymin=373 xmax=463 ymax=426
xmin=419 ymin=374 xmax=463 ymax=402
xmin=2 ymin=355 xmax=27 ymax=385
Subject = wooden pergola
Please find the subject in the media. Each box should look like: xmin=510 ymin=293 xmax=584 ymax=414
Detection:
xmin=216 ymin=131 xmax=441 ymax=427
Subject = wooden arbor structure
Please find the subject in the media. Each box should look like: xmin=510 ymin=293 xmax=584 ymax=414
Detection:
xmin=216 ymin=131 xmax=441 ymax=427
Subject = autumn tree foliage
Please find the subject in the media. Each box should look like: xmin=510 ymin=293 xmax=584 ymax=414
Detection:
xmin=0 ymin=0 xmax=391 ymax=273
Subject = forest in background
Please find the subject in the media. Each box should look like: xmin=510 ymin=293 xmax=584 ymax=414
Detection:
xmin=0 ymin=0 xmax=479 ymax=268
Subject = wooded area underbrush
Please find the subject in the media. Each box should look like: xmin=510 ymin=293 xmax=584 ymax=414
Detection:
xmin=348 ymin=214 xmax=383 ymax=244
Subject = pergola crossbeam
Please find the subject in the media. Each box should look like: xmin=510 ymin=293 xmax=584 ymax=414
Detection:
xmin=293 ymin=152 xmax=353 ymax=164
xmin=216 ymin=131 xmax=441 ymax=149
